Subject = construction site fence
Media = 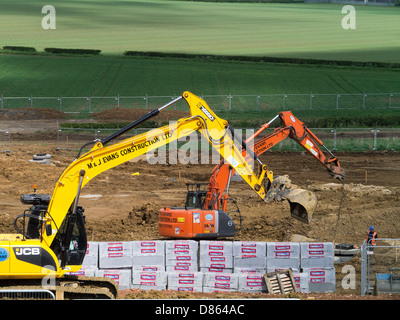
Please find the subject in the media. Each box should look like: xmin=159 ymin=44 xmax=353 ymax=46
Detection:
xmin=1 ymin=127 xmax=399 ymax=153
xmin=1 ymin=92 xmax=400 ymax=113
xmin=360 ymin=239 xmax=400 ymax=296
xmin=55 ymin=127 xmax=400 ymax=152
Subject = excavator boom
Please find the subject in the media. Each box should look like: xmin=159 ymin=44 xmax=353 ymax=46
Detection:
xmin=202 ymin=111 xmax=345 ymax=224
xmin=2 ymin=91 xmax=280 ymax=284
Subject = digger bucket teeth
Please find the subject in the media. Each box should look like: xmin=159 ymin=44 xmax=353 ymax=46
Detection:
xmin=264 ymin=175 xmax=317 ymax=224
xmin=329 ymin=165 xmax=346 ymax=181
xmin=286 ymin=189 xmax=317 ymax=224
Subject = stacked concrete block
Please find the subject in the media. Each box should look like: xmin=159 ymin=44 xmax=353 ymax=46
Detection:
xmin=131 ymin=271 xmax=168 ymax=290
xmin=234 ymin=267 xmax=267 ymax=274
xmin=165 ymin=240 xmax=198 ymax=272
xmin=238 ymin=273 xmax=267 ymax=293
xmin=131 ymin=240 xmax=165 ymax=270
xmin=167 ymin=271 xmax=203 ymax=292
xmin=133 ymin=265 xmax=165 ymax=272
xmin=95 ymin=269 xmax=132 ymax=290
xmin=266 ymin=242 xmax=300 ymax=270
xmin=203 ymin=272 xmax=239 ymax=292
xmin=99 ymin=242 xmax=133 ymax=269
xmin=200 ymin=241 xmax=233 ymax=273
xmin=66 ymin=266 xmax=97 ymax=277
xmin=233 ymin=241 xmax=267 ymax=272
xmin=302 ymin=267 xmax=336 ymax=293
xmin=300 ymin=242 xmax=334 ymax=268
xmin=82 ymin=241 xmax=99 ymax=268
xmin=83 ymin=240 xmax=338 ymax=294
xmin=292 ymin=272 xmax=310 ymax=293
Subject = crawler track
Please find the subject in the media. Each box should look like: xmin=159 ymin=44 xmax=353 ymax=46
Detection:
xmin=0 ymin=276 xmax=119 ymax=300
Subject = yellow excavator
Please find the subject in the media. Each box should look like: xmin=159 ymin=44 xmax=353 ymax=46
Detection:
xmin=0 ymin=91 xmax=334 ymax=299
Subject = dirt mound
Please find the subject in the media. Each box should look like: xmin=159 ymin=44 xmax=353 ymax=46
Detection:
xmin=90 ymin=107 xmax=190 ymax=122
xmin=0 ymin=108 xmax=67 ymax=120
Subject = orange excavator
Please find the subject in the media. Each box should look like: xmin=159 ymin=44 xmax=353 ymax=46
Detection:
xmin=159 ymin=111 xmax=345 ymax=239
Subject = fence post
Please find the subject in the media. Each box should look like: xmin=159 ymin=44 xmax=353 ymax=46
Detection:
xmin=30 ymin=95 xmax=33 ymax=108
xmin=117 ymin=94 xmax=120 ymax=108
xmin=363 ymin=93 xmax=367 ymax=109
xmin=228 ymin=94 xmax=232 ymax=111
xmin=57 ymin=129 xmax=61 ymax=151
xmin=309 ymin=93 xmax=313 ymax=110
xmin=58 ymin=97 xmax=62 ymax=112
xmin=336 ymin=93 xmax=340 ymax=109
xmin=389 ymin=92 xmax=392 ymax=108
xmin=372 ymin=129 xmax=380 ymax=150
xmin=361 ymin=240 xmax=367 ymax=296
xmin=283 ymin=94 xmax=287 ymax=110
xmin=256 ymin=95 xmax=259 ymax=110
xmin=88 ymin=96 xmax=91 ymax=113
xmin=0 ymin=95 xmax=3 ymax=110
xmin=331 ymin=129 xmax=337 ymax=151
xmin=145 ymin=95 xmax=148 ymax=109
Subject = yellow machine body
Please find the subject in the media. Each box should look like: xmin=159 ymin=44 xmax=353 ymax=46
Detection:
xmin=0 ymin=91 xmax=271 ymax=280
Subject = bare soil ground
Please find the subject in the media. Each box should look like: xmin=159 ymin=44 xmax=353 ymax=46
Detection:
xmin=0 ymin=110 xmax=399 ymax=300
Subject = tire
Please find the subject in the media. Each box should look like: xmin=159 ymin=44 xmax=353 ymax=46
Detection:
xmin=33 ymin=153 xmax=51 ymax=160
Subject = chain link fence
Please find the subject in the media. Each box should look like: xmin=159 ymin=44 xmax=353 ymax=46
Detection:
xmin=51 ymin=127 xmax=400 ymax=153
xmin=1 ymin=92 xmax=400 ymax=113
xmin=0 ymin=127 xmax=396 ymax=153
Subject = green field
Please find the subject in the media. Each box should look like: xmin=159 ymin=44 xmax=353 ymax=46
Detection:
xmin=0 ymin=1 xmax=399 ymax=129
xmin=1 ymin=0 xmax=399 ymax=62
xmin=1 ymin=54 xmax=399 ymax=97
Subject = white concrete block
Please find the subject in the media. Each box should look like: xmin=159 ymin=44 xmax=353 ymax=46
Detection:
xmin=168 ymin=285 xmax=202 ymax=292
xmin=99 ymin=242 xmax=133 ymax=269
xmin=168 ymin=271 xmax=203 ymax=287
xmin=302 ymin=267 xmax=336 ymax=293
xmin=293 ymin=272 xmax=310 ymax=293
xmin=200 ymin=241 xmax=233 ymax=255
xmin=238 ymin=273 xmax=266 ymax=292
xmin=203 ymin=272 xmax=239 ymax=290
xmin=266 ymin=242 xmax=300 ymax=258
xmin=233 ymin=241 xmax=266 ymax=257
xmin=132 ymin=240 xmax=165 ymax=255
xmin=234 ymin=267 xmax=267 ymax=274
xmin=200 ymin=254 xmax=233 ymax=269
xmin=165 ymin=240 xmax=198 ymax=254
xmin=132 ymin=254 xmax=165 ymax=266
xmin=200 ymin=267 xmax=233 ymax=273
xmin=132 ymin=265 xmax=165 ymax=272
xmin=132 ymin=271 xmax=168 ymax=287
xmin=234 ymin=256 xmax=267 ymax=268
xmin=95 ymin=269 xmax=132 ymax=290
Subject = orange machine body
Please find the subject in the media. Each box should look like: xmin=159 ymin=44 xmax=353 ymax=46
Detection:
xmin=159 ymin=208 xmax=235 ymax=239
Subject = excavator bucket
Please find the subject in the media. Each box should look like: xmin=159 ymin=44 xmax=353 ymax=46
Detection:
xmin=264 ymin=175 xmax=317 ymax=224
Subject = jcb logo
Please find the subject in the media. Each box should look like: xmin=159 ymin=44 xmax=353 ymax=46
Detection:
xmin=15 ymin=247 xmax=40 ymax=256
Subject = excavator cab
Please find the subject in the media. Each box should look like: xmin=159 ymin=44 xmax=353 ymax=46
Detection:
xmin=16 ymin=193 xmax=52 ymax=239
xmin=184 ymin=183 xmax=208 ymax=209
xmin=16 ymin=191 xmax=87 ymax=268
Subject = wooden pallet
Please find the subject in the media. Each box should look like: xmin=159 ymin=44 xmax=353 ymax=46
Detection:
xmin=263 ymin=269 xmax=298 ymax=294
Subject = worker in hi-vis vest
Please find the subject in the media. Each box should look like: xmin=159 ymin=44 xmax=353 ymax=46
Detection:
xmin=366 ymin=226 xmax=378 ymax=253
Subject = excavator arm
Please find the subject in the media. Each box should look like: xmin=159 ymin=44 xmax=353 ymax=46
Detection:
xmin=203 ymin=111 xmax=345 ymax=223
xmin=253 ymin=111 xmax=344 ymax=180
xmin=40 ymin=91 xmax=272 ymax=270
